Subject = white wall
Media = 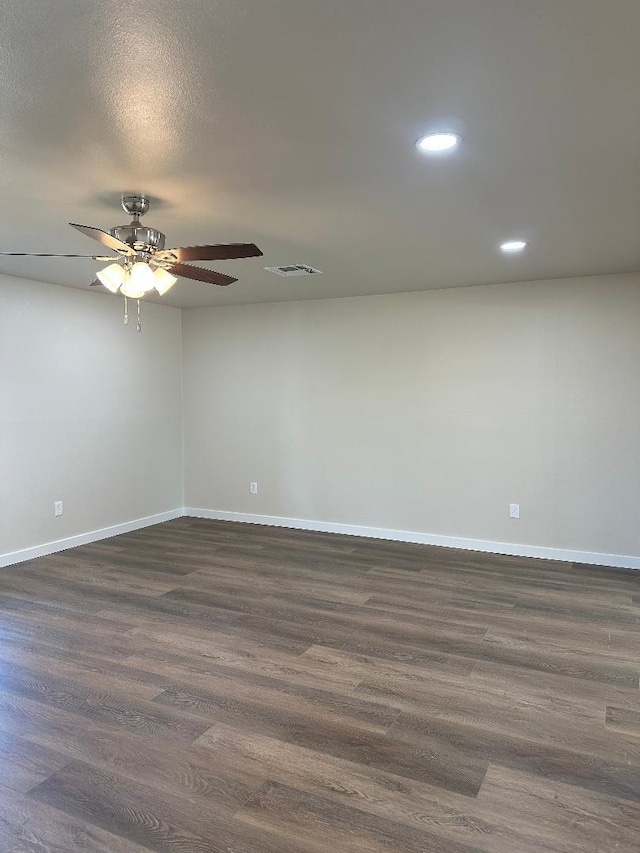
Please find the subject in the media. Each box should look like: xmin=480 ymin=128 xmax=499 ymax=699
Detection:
xmin=0 ymin=274 xmax=183 ymax=559
xmin=182 ymin=273 xmax=640 ymax=563
xmin=3 ymin=271 xmax=639 ymax=566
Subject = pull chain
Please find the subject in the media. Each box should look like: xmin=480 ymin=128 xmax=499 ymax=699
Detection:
xmin=136 ymin=299 xmax=142 ymax=332
xmin=123 ymin=296 xmax=129 ymax=325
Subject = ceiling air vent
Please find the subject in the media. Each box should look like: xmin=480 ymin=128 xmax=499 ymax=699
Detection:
xmin=264 ymin=264 xmax=322 ymax=277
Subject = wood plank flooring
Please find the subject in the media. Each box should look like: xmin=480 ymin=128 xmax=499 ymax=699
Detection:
xmin=0 ymin=517 xmax=638 ymax=852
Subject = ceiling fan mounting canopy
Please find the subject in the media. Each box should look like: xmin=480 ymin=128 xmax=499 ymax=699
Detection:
xmin=121 ymin=194 xmax=150 ymax=218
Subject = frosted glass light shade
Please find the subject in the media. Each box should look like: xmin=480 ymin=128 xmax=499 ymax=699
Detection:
xmin=130 ymin=262 xmax=157 ymax=293
xmin=154 ymin=267 xmax=178 ymax=295
xmin=96 ymin=263 xmax=126 ymax=293
xmin=120 ymin=281 xmax=146 ymax=299
xmin=98 ymin=260 xmax=177 ymax=300
xmin=120 ymin=278 xmax=146 ymax=299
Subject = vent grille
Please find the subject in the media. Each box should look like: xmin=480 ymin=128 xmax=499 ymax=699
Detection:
xmin=264 ymin=264 xmax=322 ymax=277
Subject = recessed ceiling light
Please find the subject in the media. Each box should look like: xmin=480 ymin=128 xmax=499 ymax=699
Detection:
xmin=500 ymin=240 xmax=527 ymax=254
xmin=415 ymin=132 xmax=460 ymax=154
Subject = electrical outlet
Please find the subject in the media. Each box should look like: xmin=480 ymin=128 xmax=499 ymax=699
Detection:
xmin=250 ymin=482 xmax=258 ymax=495
xmin=509 ymin=503 xmax=520 ymax=519
xmin=54 ymin=501 xmax=63 ymax=517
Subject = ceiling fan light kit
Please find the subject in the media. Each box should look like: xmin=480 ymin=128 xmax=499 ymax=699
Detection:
xmin=1 ymin=194 xmax=262 ymax=331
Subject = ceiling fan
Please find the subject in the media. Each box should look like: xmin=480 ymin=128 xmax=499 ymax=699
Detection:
xmin=0 ymin=194 xmax=263 ymax=301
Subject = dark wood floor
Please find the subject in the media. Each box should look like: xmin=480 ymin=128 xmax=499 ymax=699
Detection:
xmin=0 ymin=518 xmax=638 ymax=852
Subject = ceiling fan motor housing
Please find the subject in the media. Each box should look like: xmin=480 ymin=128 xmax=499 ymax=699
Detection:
xmin=110 ymin=222 xmax=166 ymax=253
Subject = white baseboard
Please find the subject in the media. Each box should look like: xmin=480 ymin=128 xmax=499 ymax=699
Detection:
xmin=184 ymin=507 xmax=640 ymax=570
xmin=3 ymin=506 xmax=638 ymax=571
xmin=0 ymin=508 xmax=185 ymax=568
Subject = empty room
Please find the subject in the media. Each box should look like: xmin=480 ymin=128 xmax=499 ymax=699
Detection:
xmin=0 ymin=1 xmax=638 ymax=851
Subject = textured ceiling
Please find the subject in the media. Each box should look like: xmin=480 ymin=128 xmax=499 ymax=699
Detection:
xmin=0 ymin=0 xmax=639 ymax=308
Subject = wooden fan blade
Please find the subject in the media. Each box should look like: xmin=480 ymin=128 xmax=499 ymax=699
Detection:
xmin=167 ymin=243 xmax=263 ymax=262
xmin=69 ymin=223 xmax=135 ymax=256
xmin=167 ymin=261 xmax=237 ymax=287
xmin=89 ymin=280 xmax=101 ymax=287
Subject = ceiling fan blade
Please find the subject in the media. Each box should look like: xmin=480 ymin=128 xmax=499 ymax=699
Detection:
xmin=166 ymin=243 xmax=263 ymax=262
xmin=167 ymin=261 xmax=238 ymax=286
xmin=0 ymin=252 xmax=119 ymax=259
xmin=89 ymin=280 xmax=101 ymax=287
xmin=69 ymin=223 xmax=135 ymax=256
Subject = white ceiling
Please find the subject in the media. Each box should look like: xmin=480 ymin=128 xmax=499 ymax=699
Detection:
xmin=1 ymin=0 xmax=639 ymax=308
